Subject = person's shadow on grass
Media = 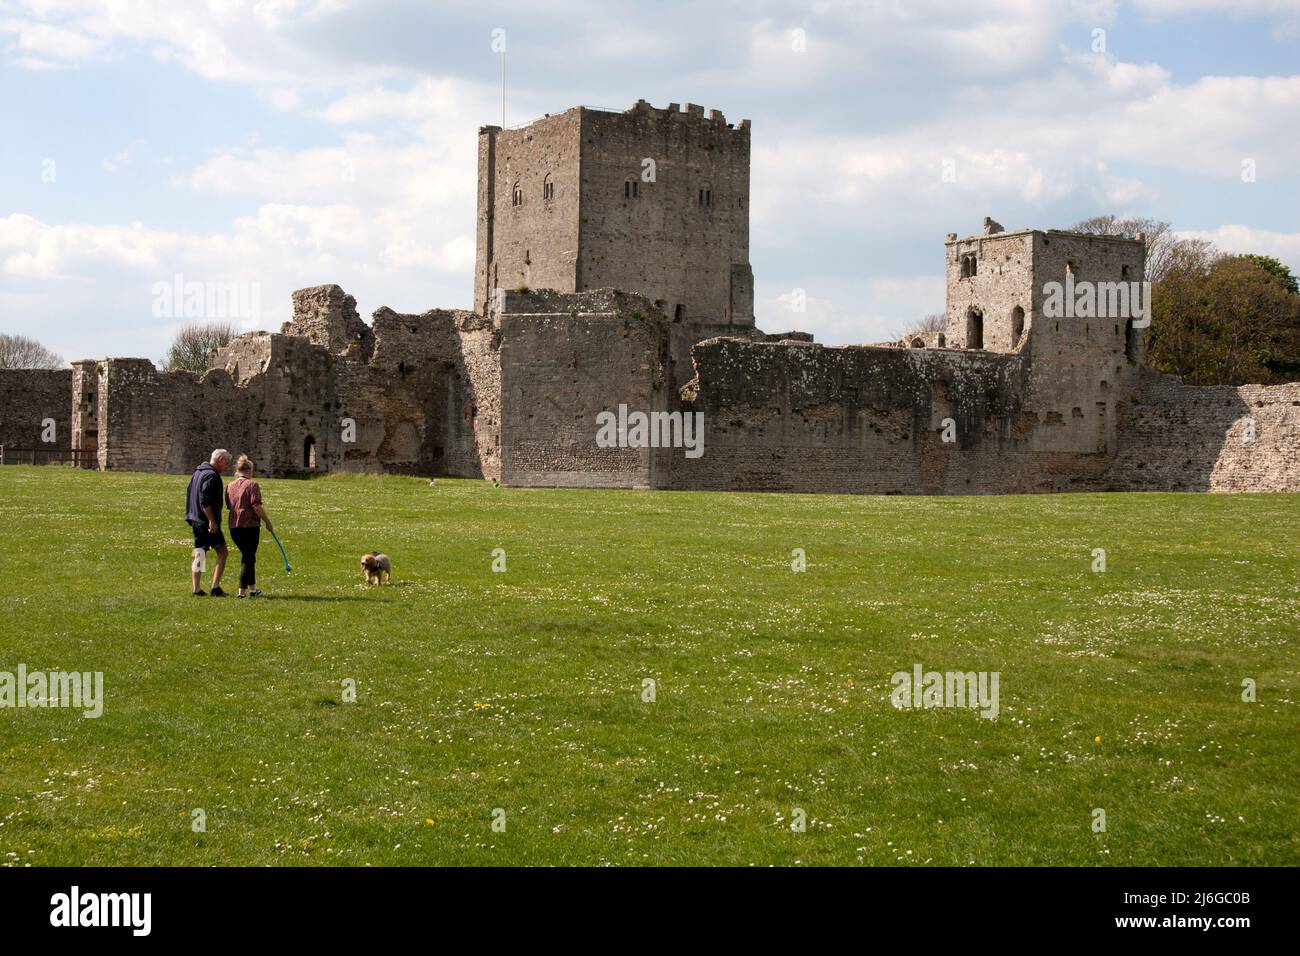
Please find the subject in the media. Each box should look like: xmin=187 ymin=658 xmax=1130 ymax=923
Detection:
xmin=255 ymin=594 xmax=374 ymax=603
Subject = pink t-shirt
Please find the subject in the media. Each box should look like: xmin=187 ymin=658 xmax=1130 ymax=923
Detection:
xmin=225 ymin=476 xmax=263 ymax=528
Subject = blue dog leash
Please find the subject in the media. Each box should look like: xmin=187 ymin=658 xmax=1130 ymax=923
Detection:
xmin=269 ymin=528 xmax=292 ymax=573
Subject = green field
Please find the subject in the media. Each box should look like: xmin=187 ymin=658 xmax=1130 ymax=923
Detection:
xmin=0 ymin=466 xmax=1296 ymax=866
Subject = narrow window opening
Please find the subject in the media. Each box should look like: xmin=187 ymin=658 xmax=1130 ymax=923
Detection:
xmin=966 ymin=308 xmax=984 ymax=350
xmin=1124 ymin=319 xmax=1138 ymax=361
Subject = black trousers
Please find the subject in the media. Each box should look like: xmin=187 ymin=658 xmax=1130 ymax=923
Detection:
xmin=229 ymin=526 xmax=260 ymax=589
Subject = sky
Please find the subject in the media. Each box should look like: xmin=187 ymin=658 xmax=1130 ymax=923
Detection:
xmin=2 ymin=0 xmax=1299 ymax=362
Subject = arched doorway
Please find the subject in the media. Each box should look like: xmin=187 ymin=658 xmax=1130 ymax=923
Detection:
xmin=303 ymin=435 xmax=317 ymax=470
xmin=1010 ymin=306 xmax=1025 ymax=346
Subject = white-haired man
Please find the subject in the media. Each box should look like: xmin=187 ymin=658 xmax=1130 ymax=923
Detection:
xmin=185 ymin=449 xmax=231 ymax=596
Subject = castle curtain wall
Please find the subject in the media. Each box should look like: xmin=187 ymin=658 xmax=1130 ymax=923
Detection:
xmin=0 ymin=369 xmax=72 ymax=455
xmin=1110 ymin=372 xmax=1300 ymax=492
xmin=666 ymin=340 xmax=1039 ymax=494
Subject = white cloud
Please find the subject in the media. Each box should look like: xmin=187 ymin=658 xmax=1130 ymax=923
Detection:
xmin=100 ymin=140 xmax=142 ymax=172
xmin=316 ymin=77 xmax=467 ymax=125
xmin=0 ymin=16 xmax=108 ymax=62
xmin=2 ymin=0 xmax=1296 ymax=356
xmin=760 ymin=276 xmax=946 ymax=345
xmin=1178 ymin=224 xmax=1300 ymax=270
xmin=1 ymin=0 xmax=389 ymax=84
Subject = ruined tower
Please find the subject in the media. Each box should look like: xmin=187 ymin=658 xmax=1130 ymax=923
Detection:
xmin=475 ymin=99 xmax=755 ymax=372
xmin=944 ymin=218 xmax=1147 ymax=358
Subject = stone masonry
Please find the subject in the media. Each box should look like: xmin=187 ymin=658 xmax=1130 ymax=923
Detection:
xmin=0 ymin=368 xmax=72 ymax=459
xmin=7 ymin=98 xmax=1294 ymax=494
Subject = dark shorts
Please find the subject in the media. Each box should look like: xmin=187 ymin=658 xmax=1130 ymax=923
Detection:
xmin=191 ymin=522 xmax=227 ymax=551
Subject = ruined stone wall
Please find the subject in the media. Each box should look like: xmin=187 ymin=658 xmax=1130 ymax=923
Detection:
xmin=498 ymin=290 xmax=669 ymax=488
xmin=97 ymin=359 xmax=258 ymax=474
xmin=366 ymin=306 xmax=501 ymax=478
xmin=0 ymin=369 xmax=72 ymax=456
xmin=245 ymin=335 xmax=342 ymax=474
xmin=88 ymin=330 xmax=342 ymax=477
xmin=283 ymin=284 xmax=374 ymax=360
xmin=1110 ymin=370 xmax=1300 ymax=492
xmin=448 ymin=319 xmax=502 ymax=480
xmin=667 ymin=339 xmax=1037 ymax=494
xmin=364 ymin=307 xmax=452 ymax=473
xmin=70 ymin=360 xmax=99 ymax=466
xmin=82 ymin=281 xmax=502 ymax=480
xmin=475 ymin=110 xmax=583 ymax=315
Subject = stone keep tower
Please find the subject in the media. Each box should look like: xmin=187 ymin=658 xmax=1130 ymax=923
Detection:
xmin=474 ymin=99 xmax=755 ymax=354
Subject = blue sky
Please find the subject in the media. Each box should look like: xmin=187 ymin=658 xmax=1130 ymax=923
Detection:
xmin=3 ymin=0 xmax=1298 ymax=361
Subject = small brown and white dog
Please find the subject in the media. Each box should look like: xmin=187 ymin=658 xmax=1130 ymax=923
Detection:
xmin=360 ymin=552 xmax=393 ymax=586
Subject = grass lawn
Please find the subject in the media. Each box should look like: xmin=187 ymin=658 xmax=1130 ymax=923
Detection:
xmin=0 ymin=465 xmax=1296 ymax=866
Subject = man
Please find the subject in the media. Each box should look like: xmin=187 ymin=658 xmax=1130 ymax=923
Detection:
xmin=185 ymin=449 xmax=231 ymax=596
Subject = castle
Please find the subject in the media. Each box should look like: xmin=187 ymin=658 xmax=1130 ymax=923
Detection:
xmin=1 ymin=99 xmax=1297 ymax=493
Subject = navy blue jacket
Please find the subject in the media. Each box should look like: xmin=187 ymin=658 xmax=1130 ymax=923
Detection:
xmin=185 ymin=462 xmax=224 ymax=528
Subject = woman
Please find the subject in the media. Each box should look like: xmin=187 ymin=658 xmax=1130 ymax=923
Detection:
xmin=224 ymin=455 xmax=275 ymax=598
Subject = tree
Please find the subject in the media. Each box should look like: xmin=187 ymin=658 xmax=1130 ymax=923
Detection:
xmin=1070 ymin=215 xmax=1217 ymax=282
xmin=0 ymin=333 xmax=64 ymax=369
xmin=1149 ymin=255 xmax=1300 ymax=386
xmin=1235 ymin=254 xmax=1298 ymax=295
xmin=162 ymin=321 xmax=236 ymax=373
xmin=895 ymin=312 xmax=946 ymax=339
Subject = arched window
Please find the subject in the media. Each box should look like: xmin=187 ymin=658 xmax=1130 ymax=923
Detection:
xmin=542 ymin=174 xmax=554 ymax=201
xmin=698 ymin=184 xmax=712 ymax=207
xmin=966 ymin=308 xmax=984 ymax=350
xmin=960 ymin=256 xmax=970 ymax=278
xmin=624 ymin=179 xmax=639 ymax=199
xmin=511 ymin=181 xmax=522 ymax=207
xmin=969 ymin=255 xmax=977 ymax=277
xmin=1011 ymin=306 xmax=1025 ymax=345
